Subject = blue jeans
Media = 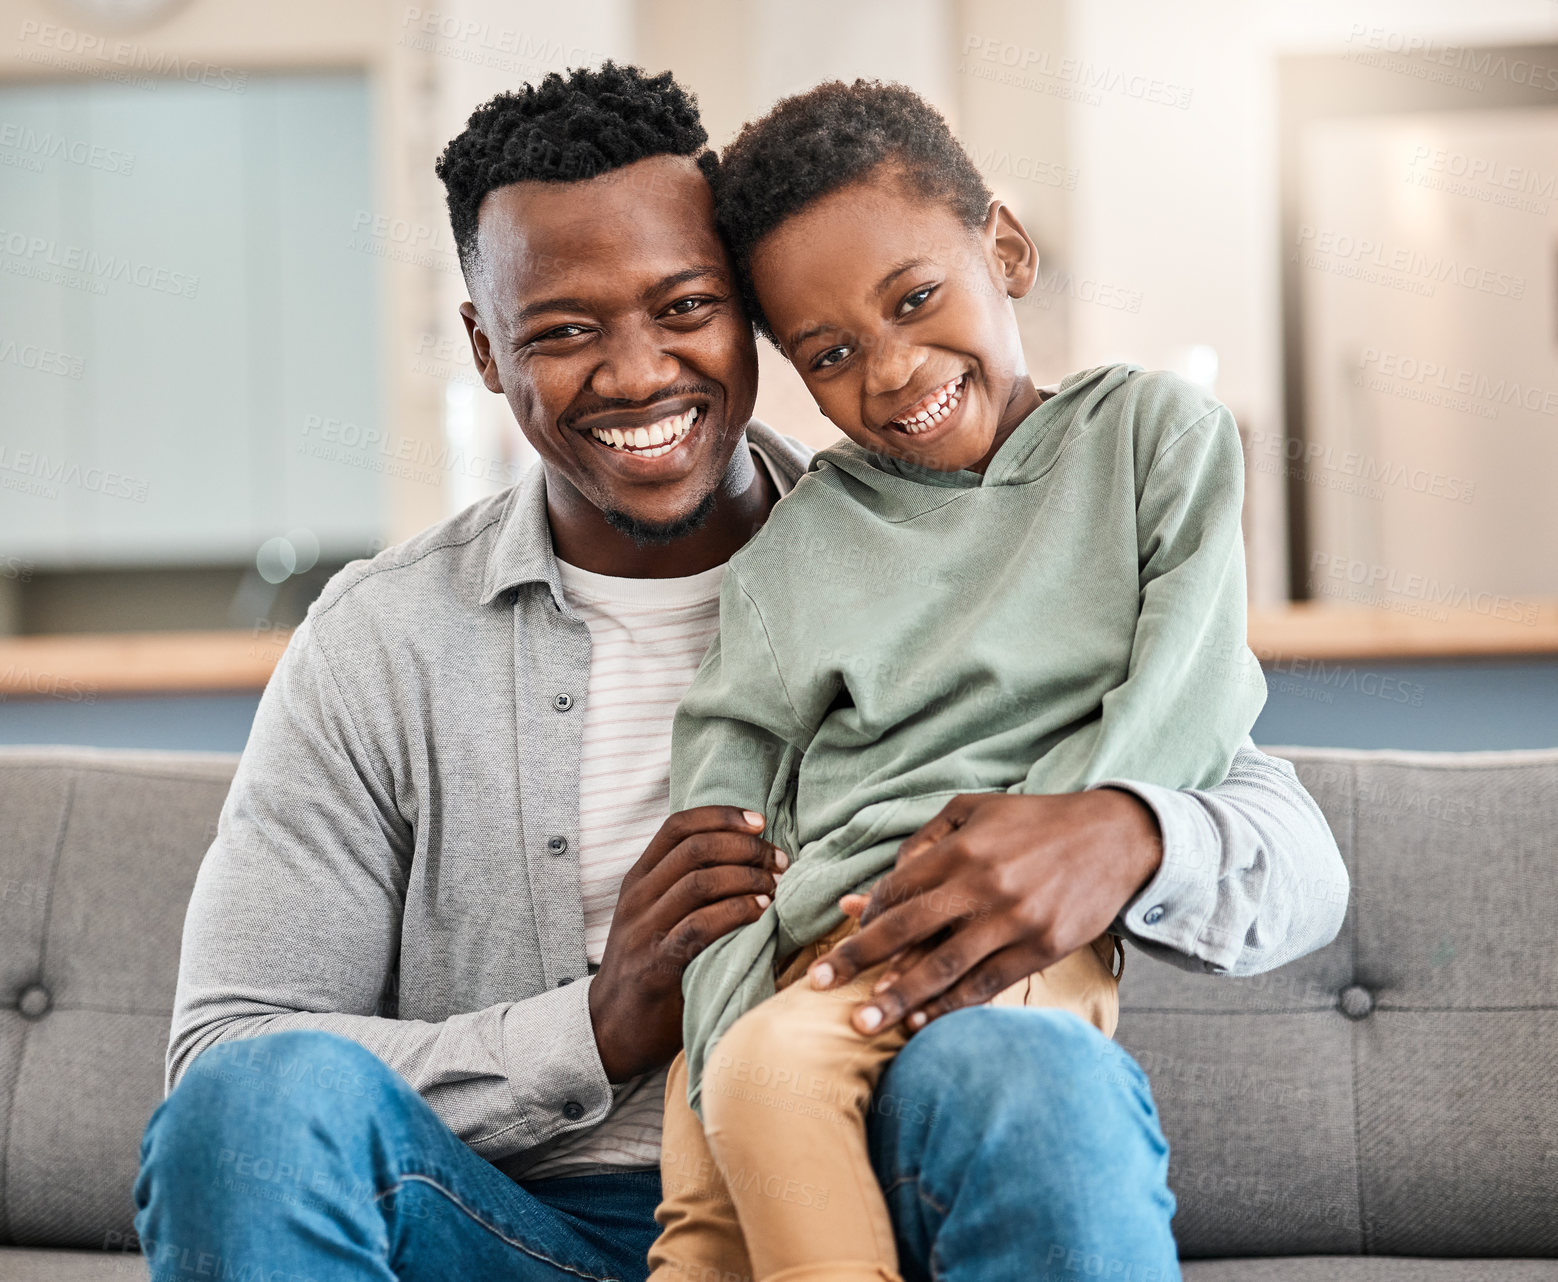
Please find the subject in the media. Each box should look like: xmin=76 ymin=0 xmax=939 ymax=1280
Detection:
xmin=135 ymin=1009 xmax=1179 ymax=1281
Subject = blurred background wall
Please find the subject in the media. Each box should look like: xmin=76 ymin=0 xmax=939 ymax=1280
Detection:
xmin=3 ymin=0 xmax=1557 ymax=749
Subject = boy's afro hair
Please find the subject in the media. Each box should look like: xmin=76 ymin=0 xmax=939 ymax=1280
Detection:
xmin=712 ymin=79 xmax=993 ymax=343
xmin=435 ymin=61 xmax=715 ymax=271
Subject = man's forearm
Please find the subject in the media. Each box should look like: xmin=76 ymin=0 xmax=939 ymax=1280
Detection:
xmin=1092 ymin=740 xmax=1349 ymax=976
xmin=166 ymin=615 xmax=616 ymax=1164
xmin=170 ymin=953 xmax=613 ymax=1162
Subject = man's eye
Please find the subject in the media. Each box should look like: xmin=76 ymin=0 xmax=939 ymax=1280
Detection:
xmin=812 ymin=345 xmax=851 ymax=370
xmin=664 ymin=297 xmax=706 ymax=316
xmin=534 ymin=324 xmax=586 ymax=342
xmin=898 ymin=286 xmax=935 ymax=315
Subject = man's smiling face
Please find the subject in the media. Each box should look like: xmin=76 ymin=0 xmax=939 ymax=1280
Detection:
xmin=460 ymin=154 xmax=759 ymax=540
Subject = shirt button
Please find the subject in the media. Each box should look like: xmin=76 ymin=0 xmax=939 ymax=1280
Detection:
xmin=547 ymin=835 xmax=568 ymax=855
xmin=553 ymin=692 xmax=574 ymax=712
xmin=17 ymin=984 xmax=51 ymax=1020
xmin=562 ymin=1100 xmax=585 ymax=1121
xmin=556 ymin=977 xmax=573 ymax=987
xmin=1338 ymin=984 xmax=1375 ymax=1020
xmin=1143 ymin=904 xmax=1165 ymax=926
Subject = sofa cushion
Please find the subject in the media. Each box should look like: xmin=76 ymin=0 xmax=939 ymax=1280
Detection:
xmin=0 ymin=748 xmax=238 ymax=1249
xmin=1119 ymin=747 xmax=1558 ymax=1259
xmin=1183 ymin=1260 xmax=1558 ymax=1281
xmin=0 ymin=1247 xmax=148 ymax=1279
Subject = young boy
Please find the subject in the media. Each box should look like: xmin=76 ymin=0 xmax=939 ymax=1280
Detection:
xmin=647 ymin=81 xmax=1264 ymax=1282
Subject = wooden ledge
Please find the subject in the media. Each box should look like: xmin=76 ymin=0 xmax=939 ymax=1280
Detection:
xmin=0 ymin=628 xmax=291 ymax=698
xmin=0 ymin=602 xmax=1556 ymax=698
xmin=1248 ymin=600 xmax=1558 ymax=662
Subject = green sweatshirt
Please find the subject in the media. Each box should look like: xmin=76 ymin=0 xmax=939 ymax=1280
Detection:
xmin=670 ymin=363 xmax=1267 ymax=1116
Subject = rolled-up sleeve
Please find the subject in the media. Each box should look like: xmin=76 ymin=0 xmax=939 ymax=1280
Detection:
xmin=1092 ymin=740 xmax=1350 ymax=977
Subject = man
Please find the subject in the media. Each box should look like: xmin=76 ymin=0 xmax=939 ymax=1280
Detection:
xmin=135 ymin=64 xmax=1346 ymax=1282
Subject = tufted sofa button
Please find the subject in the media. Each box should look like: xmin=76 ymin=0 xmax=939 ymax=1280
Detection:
xmin=17 ymin=984 xmax=52 ymax=1020
xmin=1338 ymin=984 xmax=1374 ymax=1020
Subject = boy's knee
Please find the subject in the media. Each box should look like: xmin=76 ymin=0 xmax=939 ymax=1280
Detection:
xmin=701 ymin=998 xmax=840 ymax=1129
xmin=703 ymin=1003 xmax=785 ymax=1099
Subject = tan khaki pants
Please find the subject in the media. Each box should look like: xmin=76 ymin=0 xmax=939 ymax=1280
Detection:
xmin=648 ymin=920 xmax=1124 ymax=1282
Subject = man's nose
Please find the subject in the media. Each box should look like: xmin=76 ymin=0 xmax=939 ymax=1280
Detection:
xmin=861 ymin=334 xmax=923 ymax=401
xmin=589 ymin=324 xmax=681 ymax=403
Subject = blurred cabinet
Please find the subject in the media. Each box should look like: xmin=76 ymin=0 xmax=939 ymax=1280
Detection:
xmin=0 ymin=73 xmax=381 ymax=568
xmin=1296 ymin=107 xmax=1558 ymax=607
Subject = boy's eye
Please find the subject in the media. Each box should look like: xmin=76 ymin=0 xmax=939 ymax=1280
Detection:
xmin=811 ymin=345 xmax=851 ymax=371
xmin=898 ymin=285 xmax=936 ymax=315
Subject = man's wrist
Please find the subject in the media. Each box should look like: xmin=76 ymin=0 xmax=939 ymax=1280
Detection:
xmin=1087 ymin=776 xmax=1225 ymax=967
xmin=587 ymin=978 xmax=629 ymax=1083
xmin=1096 ymin=784 xmax=1164 ymax=898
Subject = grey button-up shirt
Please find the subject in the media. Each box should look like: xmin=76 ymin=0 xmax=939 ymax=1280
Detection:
xmin=168 ymin=421 xmax=1348 ymax=1178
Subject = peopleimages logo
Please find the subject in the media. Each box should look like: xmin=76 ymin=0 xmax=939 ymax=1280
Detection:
xmin=1294 ymin=225 xmax=1525 ymax=299
xmin=15 ymin=20 xmax=249 ymax=92
xmin=1406 ymin=145 xmax=1557 ymax=199
xmin=1309 ymin=552 xmax=1539 ymax=626
xmin=298 ymin=414 xmax=522 ymax=489
xmin=0 ymin=337 xmax=84 ymax=380
xmin=1344 ymin=25 xmax=1558 ymax=93
xmin=0 ymin=445 xmax=149 ymax=503
xmin=0 ymin=227 xmax=199 ymax=299
xmin=960 ymin=34 xmax=1193 ymax=109
xmin=1358 ymin=347 xmax=1558 ymax=418
xmin=0 ymin=123 xmax=135 ymax=175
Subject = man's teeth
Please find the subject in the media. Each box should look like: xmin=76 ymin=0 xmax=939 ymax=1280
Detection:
xmin=891 ymin=376 xmax=965 ymax=434
xmin=589 ymin=407 xmax=700 ymax=457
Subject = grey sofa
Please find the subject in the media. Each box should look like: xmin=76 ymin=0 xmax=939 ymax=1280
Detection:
xmin=0 ymin=744 xmax=1555 ymax=1279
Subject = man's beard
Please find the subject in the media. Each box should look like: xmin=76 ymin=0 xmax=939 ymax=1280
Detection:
xmin=601 ymin=489 xmax=718 ymax=547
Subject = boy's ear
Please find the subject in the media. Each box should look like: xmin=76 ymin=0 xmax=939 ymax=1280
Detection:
xmin=983 ymin=199 xmax=1040 ymax=300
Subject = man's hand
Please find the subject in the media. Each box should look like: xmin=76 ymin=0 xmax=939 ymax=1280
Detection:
xmin=809 ymin=789 xmax=1161 ymax=1036
xmin=589 ymin=806 xmax=788 ymax=1082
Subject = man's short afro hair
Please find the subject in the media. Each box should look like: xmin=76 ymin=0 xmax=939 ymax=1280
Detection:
xmin=435 ymin=61 xmax=714 ymax=272
xmin=712 ymin=79 xmax=994 ymax=344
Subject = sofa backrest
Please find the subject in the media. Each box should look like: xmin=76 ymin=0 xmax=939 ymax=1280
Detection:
xmin=2 ymin=744 xmax=1556 ymax=1256
xmin=1116 ymin=746 xmax=1558 ymax=1258
xmin=0 ymin=747 xmax=238 ymax=1250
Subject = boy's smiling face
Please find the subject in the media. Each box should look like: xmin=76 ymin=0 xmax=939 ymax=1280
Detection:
xmin=748 ymin=164 xmax=1042 ymax=474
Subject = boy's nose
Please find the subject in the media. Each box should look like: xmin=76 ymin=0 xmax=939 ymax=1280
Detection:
xmin=861 ymin=335 xmax=923 ymax=401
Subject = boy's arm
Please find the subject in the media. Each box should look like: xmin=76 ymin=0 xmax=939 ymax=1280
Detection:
xmin=1010 ymin=401 xmax=1346 ymax=975
xmin=1034 ymin=397 xmax=1342 ymax=974
xmin=669 ymin=569 xmax=817 ymax=862
xmin=168 ymin=618 xmax=614 ymax=1161
xmin=1090 ymin=739 xmax=1349 ymax=976
xmin=1020 ymin=402 xmax=1265 ymax=795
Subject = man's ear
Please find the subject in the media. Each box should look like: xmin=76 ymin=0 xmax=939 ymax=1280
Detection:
xmin=459 ymin=301 xmax=505 ymax=394
xmin=984 ymin=200 xmax=1040 ymax=301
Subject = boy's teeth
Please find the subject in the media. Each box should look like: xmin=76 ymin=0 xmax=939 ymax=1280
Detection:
xmin=892 ymin=375 xmax=964 ymax=431
xmin=589 ymin=407 xmax=699 ymax=455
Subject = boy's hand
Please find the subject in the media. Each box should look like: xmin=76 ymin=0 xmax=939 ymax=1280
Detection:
xmin=589 ymin=806 xmax=789 ymax=1082
xmin=807 ymin=789 xmax=1161 ymax=1035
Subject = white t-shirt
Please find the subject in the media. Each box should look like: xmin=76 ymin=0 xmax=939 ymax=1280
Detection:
xmin=522 ymin=446 xmax=786 ymax=1179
